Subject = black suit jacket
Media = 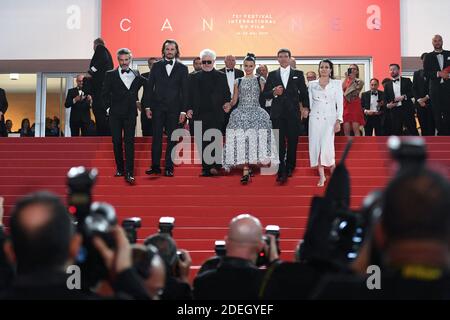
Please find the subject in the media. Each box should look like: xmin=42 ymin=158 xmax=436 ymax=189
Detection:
xmin=0 ymin=88 xmax=8 ymax=117
xmin=219 ymin=68 xmax=245 ymax=80
xmin=423 ymin=50 xmax=450 ymax=89
xmin=383 ymin=77 xmax=414 ymax=109
xmin=263 ymin=68 xmax=309 ymax=119
xmin=188 ymin=69 xmax=231 ymax=124
xmin=64 ymin=88 xmax=91 ymax=122
xmin=88 ymin=44 xmax=114 ymax=92
xmin=412 ymin=69 xmax=429 ymax=100
xmin=193 ymin=257 xmax=264 ymax=300
xmin=142 ymin=60 xmax=189 ymax=114
xmin=102 ymin=69 xmax=146 ymax=118
xmin=361 ymin=90 xmax=385 ymax=112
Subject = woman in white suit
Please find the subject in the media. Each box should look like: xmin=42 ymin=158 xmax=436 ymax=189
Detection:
xmin=308 ymin=59 xmax=344 ymax=186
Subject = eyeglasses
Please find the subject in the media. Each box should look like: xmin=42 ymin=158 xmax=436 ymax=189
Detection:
xmin=202 ymin=60 xmax=213 ymax=65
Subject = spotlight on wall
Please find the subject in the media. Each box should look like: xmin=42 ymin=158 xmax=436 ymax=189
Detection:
xmin=10 ymin=73 xmax=20 ymax=80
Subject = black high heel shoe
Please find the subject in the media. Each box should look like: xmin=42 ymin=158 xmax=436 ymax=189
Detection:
xmin=241 ymin=169 xmax=251 ymax=185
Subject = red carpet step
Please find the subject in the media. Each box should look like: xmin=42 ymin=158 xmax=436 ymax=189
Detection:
xmin=1 ymin=136 xmax=449 ymax=279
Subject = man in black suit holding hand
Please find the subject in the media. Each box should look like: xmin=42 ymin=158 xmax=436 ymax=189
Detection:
xmin=263 ymin=49 xmax=309 ymax=184
xmin=219 ymin=55 xmax=244 ymax=133
xmin=423 ymin=35 xmax=450 ymax=135
xmin=188 ymin=49 xmax=231 ymax=177
xmin=143 ymin=39 xmax=189 ymax=177
xmin=65 ymin=75 xmax=92 ymax=137
xmin=102 ymin=48 xmax=145 ymax=184
xmin=383 ymin=64 xmax=418 ymax=136
xmin=0 ymin=88 xmax=8 ymax=137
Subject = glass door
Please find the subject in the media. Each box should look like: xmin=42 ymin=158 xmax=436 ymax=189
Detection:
xmin=36 ymin=73 xmax=76 ymax=137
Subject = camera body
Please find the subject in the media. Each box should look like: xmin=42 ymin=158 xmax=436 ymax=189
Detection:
xmin=67 ymin=166 xmax=118 ymax=286
xmin=159 ymin=217 xmax=175 ymax=236
xmin=214 ymin=240 xmax=226 ymax=257
xmin=122 ymin=217 xmax=142 ymax=244
xmin=256 ymin=225 xmax=281 ymax=267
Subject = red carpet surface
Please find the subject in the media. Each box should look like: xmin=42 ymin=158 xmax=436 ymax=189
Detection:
xmin=1 ymin=136 xmax=449 ymax=277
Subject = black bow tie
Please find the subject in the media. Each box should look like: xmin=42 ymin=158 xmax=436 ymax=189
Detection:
xmin=371 ymin=91 xmax=378 ymax=96
xmin=226 ymin=69 xmax=234 ymax=72
xmin=121 ymin=69 xmax=130 ymax=74
xmin=165 ymin=60 xmax=174 ymax=66
xmin=393 ymin=78 xmax=399 ymax=83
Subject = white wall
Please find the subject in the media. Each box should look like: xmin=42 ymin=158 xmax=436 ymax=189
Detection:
xmin=401 ymin=0 xmax=450 ymax=56
xmin=0 ymin=0 xmax=100 ymax=60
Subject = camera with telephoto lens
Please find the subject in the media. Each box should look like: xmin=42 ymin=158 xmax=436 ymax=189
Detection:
xmin=122 ymin=217 xmax=142 ymax=244
xmin=256 ymin=225 xmax=281 ymax=267
xmin=67 ymin=166 xmax=118 ymax=287
xmin=159 ymin=217 xmax=175 ymax=236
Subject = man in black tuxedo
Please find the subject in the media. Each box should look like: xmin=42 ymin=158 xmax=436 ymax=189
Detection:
xmin=361 ymin=78 xmax=385 ymax=136
xmin=0 ymin=88 xmax=8 ymax=137
xmin=64 ymin=75 xmax=92 ymax=137
xmin=187 ymin=49 xmax=231 ymax=176
xmin=423 ymin=35 xmax=450 ymax=135
xmin=383 ymin=64 xmax=419 ymax=136
xmin=262 ymin=48 xmax=309 ymax=184
xmin=143 ymin=40 xmax=189 ymax=177
xmin=413 ymin=53 xmax=435 ymax=136
xmin=102 ymin=48 xmax=145 ymax=184
xmin=219 ymin=55 xmax=244 ymax=133
xmin=87 ymin=38 xmax=113 ymax=136
xmin=140 ymin=57 xmax=157 ymax=136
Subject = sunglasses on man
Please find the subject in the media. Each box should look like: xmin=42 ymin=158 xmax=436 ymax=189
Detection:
xmin=202 ymin=60 xmax=213 ymax=65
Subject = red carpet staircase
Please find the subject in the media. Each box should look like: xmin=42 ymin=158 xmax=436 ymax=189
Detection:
xmin=1 ymin=136 xmax=449 ymax=278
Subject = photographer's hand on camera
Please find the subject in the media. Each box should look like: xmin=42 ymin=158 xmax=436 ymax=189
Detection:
xmin=93 ymin=225 xmax=150 ymax=299
xmin=266 ymin=234 xmax=280 ymax=263
xmin=93 ymin=226 xmax=132 ymax=279
xmin=176 ymin=249 xmax=192 ymax=283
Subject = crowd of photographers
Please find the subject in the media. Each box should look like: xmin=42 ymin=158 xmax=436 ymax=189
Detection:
xmin=0 ymin=137 xmax=449 ymax=300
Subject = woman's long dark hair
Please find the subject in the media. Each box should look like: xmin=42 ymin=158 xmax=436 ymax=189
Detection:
xmin=318 ymin=59 xmax=335 ymax=79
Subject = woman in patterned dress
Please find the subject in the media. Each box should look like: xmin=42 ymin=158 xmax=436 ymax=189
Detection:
xmin=223 ymin=53 xmax=279 ymax=184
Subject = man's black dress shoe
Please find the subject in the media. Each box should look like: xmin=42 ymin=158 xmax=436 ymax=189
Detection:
xmin=287 ymin=168 xmax=293 ymax=177
xmin=200 ymin=169 xmax=212 ymax=177
xmin=125 ymin=173 xmax=135 ymax=185
xmin=164 ymin=169 xmax=174 ymax=177
xmin=145 ymin=168 xmax=161 ymax=175
xmin=276 ymin=173 xmax=288 ymax=184
xmin=114 ymin=171 xmax=124 ymax=177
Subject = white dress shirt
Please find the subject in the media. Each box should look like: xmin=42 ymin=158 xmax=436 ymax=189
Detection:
xmin=165 ymin=59 xmax=175 ymax=76
xmin=392 ymin=78 xmax=402 ymax=106
xmin=437 ymin=53 xmax=444 ymax=70
xmin=370 ymin=91 xmax=379 ymax=112
xmin=280 ymin=66 xmax=290 ymax=88
xmin=436 ymin=53 xmax=444 ymax=83
xmin=226 ymin=69 xmax=235 ymax=97
xmin=119 ymin=68 xmax=136 ymax=89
